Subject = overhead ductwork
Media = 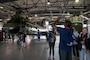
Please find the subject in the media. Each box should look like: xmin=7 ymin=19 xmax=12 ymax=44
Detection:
xmin=0 ymin=0 xmax=17 ymax=3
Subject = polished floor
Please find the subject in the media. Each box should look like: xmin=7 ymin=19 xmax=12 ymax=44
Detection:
xmin=0 ymin=35 xmax=77 ymax=60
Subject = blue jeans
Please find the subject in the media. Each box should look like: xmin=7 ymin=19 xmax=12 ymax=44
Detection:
xmin=86 ymin=53 xmax=90 ymax=60
xmin=79 ymin=49 xmax=86 ymax=60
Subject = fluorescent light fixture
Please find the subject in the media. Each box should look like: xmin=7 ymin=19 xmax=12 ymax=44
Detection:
xmin=75 ymin=0 xmax=79 ymax=3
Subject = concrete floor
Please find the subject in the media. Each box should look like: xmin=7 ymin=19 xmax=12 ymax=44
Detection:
xmin=0 ymin=35 xmax=77 ymax=60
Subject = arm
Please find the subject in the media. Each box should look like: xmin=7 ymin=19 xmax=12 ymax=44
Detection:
xmin=57 ymin=27 xmax=62 ymax=33
xmin=67 ymin=28 xmax=74 ymax=46
xmin=77 ymin=33 xmax=85 ymax=45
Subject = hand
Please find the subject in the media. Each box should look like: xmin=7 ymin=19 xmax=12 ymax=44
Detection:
xmin=81 ymin=41 xmax=85 ymax=44
xmin=86 ymin=50 xmax=90 ymax=54
xmin=67 ymin=42 xmax=73 ymax=46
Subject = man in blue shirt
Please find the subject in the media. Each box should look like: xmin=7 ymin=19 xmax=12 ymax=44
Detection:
xmin=53 ymin=21 xmax=73 ymax=60
xmin=37 ymin=30 xmax=40 ymax=41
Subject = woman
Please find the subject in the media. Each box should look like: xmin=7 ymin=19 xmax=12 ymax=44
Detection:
xmin=78 ymin=28 xmax=89 ymax=60
xmin=85 ymin=36 xmax=90 ymax=60
xmin=48 ymin=31 xmax=56 ymax=60
xmin=48 ymin=24 xmax=56 ymax=60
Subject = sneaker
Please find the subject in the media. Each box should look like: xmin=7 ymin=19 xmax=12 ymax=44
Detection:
xmin=52 ymin=56 xmax=55 ymax=60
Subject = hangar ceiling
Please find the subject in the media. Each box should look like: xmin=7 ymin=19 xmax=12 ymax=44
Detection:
xmin=0 ymin=0 xmax=90 ymax=19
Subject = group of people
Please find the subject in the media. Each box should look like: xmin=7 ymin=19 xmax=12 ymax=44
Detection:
xmin=46 ymin=20 xmax=90 ymax=60
xmin=3 ymin=32 xmax=27 ymax=47
xmin=3 ymin=32 xmax=14 ymax=43
xmin=73 ymin=27 xmax=90 ymax=60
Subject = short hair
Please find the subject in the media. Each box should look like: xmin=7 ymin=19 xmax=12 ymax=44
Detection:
xmin=83 ymin=27 xmax=87 ymax=29
xmin=64 ymin=21 xmax=72 ymax=28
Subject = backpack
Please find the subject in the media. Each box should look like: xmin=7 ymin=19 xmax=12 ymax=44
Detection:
xmin=49 ymin=31 xmax=56 ymax=43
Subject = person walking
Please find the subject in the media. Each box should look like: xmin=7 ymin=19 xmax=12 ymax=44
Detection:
xmin=20 ymin=33 xmax=26 ymax=47
xmin=48 ymin=24 xmax=56 ymax=60
xmin=37 ymin=30 xmax=41 ymax=41
xmin=12 ymin=34 xmax=15 ymax=43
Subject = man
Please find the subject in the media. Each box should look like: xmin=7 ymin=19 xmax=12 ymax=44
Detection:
xmin=53 ymin=20 xmax=73 ymax=60
xmin=37 ymin=30 xmax=40 ymax=41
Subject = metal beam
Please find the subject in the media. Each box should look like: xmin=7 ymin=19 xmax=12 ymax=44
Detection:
xmin=84 ymin=10 xmax=90 ymax=15
xmin=0 ymin=0 xmax=17 ymax=3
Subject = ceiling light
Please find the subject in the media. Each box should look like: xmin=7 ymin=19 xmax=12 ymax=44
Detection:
xmin=35 ymin=14 xmax=38 ymax=17
xmin=75 ymin=0 xmax=79 ymax=3
xmin=47 ymin=0 xmax=50 ymax=5
xmin=0 ymin=6 xmax=3 ymax=9
xmin=0 ymin=19 xmax=2 ymax=21
xmin=47 ymin=2 xmax=50 ymax=5
xmin=67 ymin=12 xmax=70 ymax=15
